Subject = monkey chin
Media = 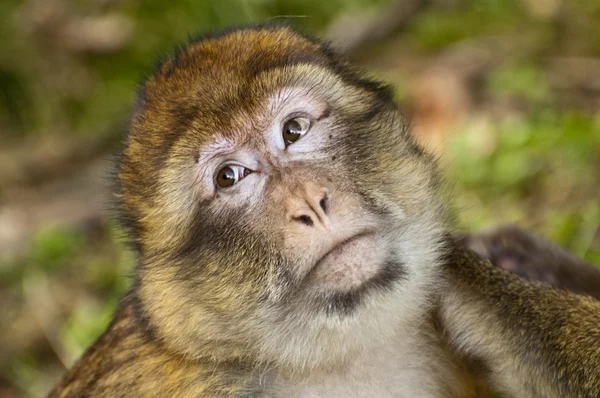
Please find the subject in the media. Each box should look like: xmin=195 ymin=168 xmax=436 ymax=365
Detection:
xmin=305 ymin=232 xmax=406 ymax=315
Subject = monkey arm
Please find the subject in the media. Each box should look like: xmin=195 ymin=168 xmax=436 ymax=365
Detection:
xmin=458 ymin=225 xmax=600 ymax=300
xmin=440 ymin=241 xmax=600 ymax=398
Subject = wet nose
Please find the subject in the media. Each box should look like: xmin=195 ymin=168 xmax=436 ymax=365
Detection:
xmin=288 ymin=183 xmax=330 ymax=229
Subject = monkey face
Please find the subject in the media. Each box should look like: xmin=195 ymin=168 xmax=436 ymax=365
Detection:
xmin=119 ymin=25 xmax=445 ymax=366
xmin=178 ymin=79 xmax=409 ymax=315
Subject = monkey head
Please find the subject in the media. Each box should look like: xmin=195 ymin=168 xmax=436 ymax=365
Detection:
xmin=117 ymin=25 xmax=446 ymax=372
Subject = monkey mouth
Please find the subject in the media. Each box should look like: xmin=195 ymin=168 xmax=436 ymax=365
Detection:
xmin=299 ymin=230 xmax=406 ymax=315
xmin=315 ymin=231 xmax=376 ymax=268
xmin=307 ymin=230 xmax=382 ymax=291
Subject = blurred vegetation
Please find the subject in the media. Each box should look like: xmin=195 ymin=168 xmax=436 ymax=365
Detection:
xmin=0 ymin=0 xmax=599 ymax=397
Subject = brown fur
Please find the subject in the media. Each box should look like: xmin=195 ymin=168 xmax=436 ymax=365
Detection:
xmin=442 ymin=239 xmax=600 ymax=397
xmin=50 ymin=296 xmax=254 ymax=397
xmin=50 ymin=24 xmax=600 ymax=398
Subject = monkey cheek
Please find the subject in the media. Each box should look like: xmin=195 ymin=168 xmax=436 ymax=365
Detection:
xmin=308 ymin=234 xmax=382 ymax=292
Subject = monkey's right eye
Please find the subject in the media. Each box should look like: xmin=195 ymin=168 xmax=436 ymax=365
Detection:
xmin=215 ymin=165 xmax=250 ymax=188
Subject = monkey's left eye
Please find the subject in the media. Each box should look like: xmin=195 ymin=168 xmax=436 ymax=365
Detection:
xmin=215 ymin=165 xmax=251 ymax=188
xmin=282 ymin=117 xmax=311 ymax=147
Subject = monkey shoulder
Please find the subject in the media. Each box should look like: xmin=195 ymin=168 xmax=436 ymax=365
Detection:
xmin=48 ymin=297 xmax=242 ymax=398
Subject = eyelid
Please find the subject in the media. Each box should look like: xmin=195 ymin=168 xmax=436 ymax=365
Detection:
xmin=285 ymin=111 xmax=311 ymax=123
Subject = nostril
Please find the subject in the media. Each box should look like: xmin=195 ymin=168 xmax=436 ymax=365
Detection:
xmin=319 ymin=197 xmax=328 ymax=213
xmin=293 ymin=215 xmax=314 ymax=227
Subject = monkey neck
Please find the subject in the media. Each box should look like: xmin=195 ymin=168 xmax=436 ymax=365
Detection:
xmin=128 ymin=286 xmax=256 ymax=365
xmin=132 ymin=275 xmax=439 ymax=376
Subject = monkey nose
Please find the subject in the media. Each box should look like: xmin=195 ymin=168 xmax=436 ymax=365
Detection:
xmin=288 ymin=186 xmax=331 ymax=230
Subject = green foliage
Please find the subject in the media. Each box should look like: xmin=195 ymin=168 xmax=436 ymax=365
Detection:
xmin=448 ymin=110 xmax=600 ymax=261
xmin=546 ymin=204 xmax=600 ymax=262
xmin=2 ymin=223 xmax=133 ymax=397
xmin=60 ymin=297 xmax=120 ymax=359
xmin=406 ymin=0 xmax=525 ymax=51
xmin=29 ymin=227 xmax=86 ymax=272
xmin=488 ymin=62 xmax=550 ymax=103
xmin=7 ymin=353 xmax=48 ymax=398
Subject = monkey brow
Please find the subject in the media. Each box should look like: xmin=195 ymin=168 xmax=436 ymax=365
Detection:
xmin=197 ymin=136 xmax=238 ymax=163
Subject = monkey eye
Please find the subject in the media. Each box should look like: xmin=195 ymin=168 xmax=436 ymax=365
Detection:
xmin=215 ymin=165 xmax=251 ymax=188
xmin=282 ymin=117 xmax=311 ymax=147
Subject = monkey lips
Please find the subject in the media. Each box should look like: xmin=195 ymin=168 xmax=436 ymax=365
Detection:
xmin=307 ymin=231 xmax=385 ymax=292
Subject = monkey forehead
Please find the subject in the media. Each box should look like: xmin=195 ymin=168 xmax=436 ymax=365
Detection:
xmin=177 ymin=82 xmax=331 ymax=166
xmin=125 ymin=26 xmax=331 ymax=152
xmin=140 ymin=25 xmax=329 ymax=114
xmin=156 ymin=24 xmax=326 ymax=81
xmin=130 ymin=25 xmax=390 ymax=139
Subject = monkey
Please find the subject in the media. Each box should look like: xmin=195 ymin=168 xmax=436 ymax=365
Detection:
xmin=460 ymin=224 xmax=600 ymax=300
xmin=49 ymin=24 xmax=600 ymax=397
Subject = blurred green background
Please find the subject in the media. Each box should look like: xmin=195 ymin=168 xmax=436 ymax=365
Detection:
xmin=0 ymin=0 xmax=599 ymax=396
